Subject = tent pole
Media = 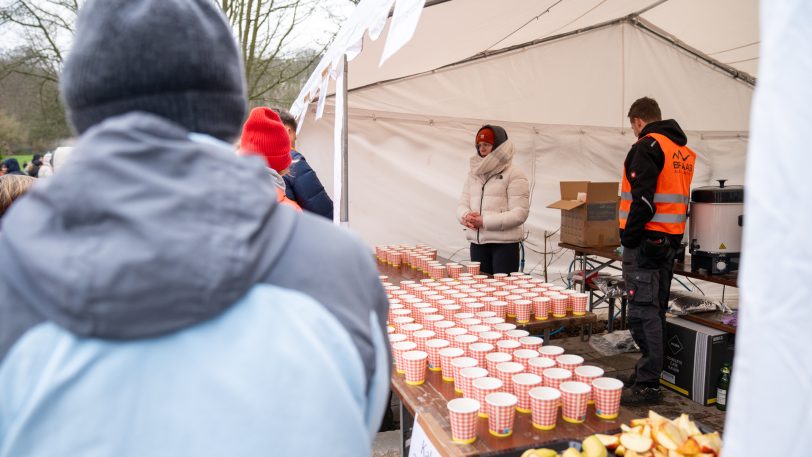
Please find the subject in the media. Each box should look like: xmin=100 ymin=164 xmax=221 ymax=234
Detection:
xmin=341 ymin=54 xmax=349 ymax=226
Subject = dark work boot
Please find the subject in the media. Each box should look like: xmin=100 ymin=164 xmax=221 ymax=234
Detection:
xmin=620 ymin=384 xmax=663 ymax=406
xmin=616 ymin=372 xmax=636 ymax=388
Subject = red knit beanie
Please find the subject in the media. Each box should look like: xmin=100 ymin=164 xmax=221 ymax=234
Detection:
xmin=475 ymin=127 xmax=494 ymax=145
xmin=239 ymin=107 xmax=292 ymax=172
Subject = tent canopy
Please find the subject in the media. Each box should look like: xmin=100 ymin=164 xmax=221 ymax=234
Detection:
xmin=291 ymin=0 xmax=756 ymax=273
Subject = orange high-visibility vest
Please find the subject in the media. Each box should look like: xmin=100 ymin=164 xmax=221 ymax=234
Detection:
xmin=618 ymin=133 xmax=696 ymax=235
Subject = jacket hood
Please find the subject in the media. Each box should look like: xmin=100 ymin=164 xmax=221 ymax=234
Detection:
xmin=640 ymin=119 xmax=687 ymax=146
xmin=0 ymin=112 xmax=296 ymax=339
xmin=470 ymin=135 xmax=516 ymax=178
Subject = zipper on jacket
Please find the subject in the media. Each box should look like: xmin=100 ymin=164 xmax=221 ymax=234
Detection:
xmin=477 ymin=174 xmax=497 ymax=244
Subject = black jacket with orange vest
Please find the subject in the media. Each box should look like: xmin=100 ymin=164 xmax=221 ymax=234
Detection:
xmin=619 ymin=119 xmax=695 ymax=249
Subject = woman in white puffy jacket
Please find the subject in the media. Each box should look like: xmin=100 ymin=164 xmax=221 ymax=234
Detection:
xmin=457 ymin=125 xmax=530 ymax=274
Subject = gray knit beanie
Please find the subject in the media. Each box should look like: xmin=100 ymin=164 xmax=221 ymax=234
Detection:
xmin=60 ymin=0 xmax=247 ymax=141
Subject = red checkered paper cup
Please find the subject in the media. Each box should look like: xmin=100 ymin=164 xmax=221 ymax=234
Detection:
xmin=490 ymin=301 xmax=508 ymax=319
xmin=514 ymin=300 xmax=533 ymax=323
xmin=528 ymin=357 xmax=556 ymax=377
xmin=556 ymin=354 xmax=584 ymax=372
xmin=495 ymin=361 xmax=524 ymax=394
xmin=592 ymin=377 xmax=623 ymax=419
xmin=445 ymin=327 xmax=468 ymax=346
xmin=392 ymin=341 xmax=417 ymax=374
xmin=511 ymin=373 xmax=542 ymax=413
xmin=479 ymin=332 xmax=502 ymax=347
xmin=485 ymin=392 xmax=518 ymax=437
xmin=412 ymin=329 xmax=435 ymax=352
xmin=493 ymin=323 xmax=516 ymax=334
xmin=529 ymin=386 xmax=561 ymax=430
xmin=486 ymin=351 xmax=512 ymax=373
xmin=539 ymin=345 xmax=565 ymax=360
xmin=513 ymin=349 xmax=540 ymax=370
xmin=468 ymin=325 xmax=491 ymax=335
xmin=574 ymin=365 xmax=605 ymax=404
xmin=542 ymin=367 xmax=573 ymax=390
xmin=423 ymin=314 xmax=444 ymax=331
xmin=392 ymin=316 xmax=414 ymax=332
xmin=532 ymin=297 xmax=551 ymax=320
xmin=505 ymin=329 xmax=530 ymax=341
xmin=425 ymin=338 xmax=450 ymax=371
xmin=455 ymin=334 xmax=479 ymax=354
xmin=560 ymin=381 xmax=591 ymax=423
xmin=570 ymin=292 xmax=589 ymax=315
xmin=472 ymin=377 xmax=503 ymax=418
xmin=438 ymin=347 xmax=465 ymax=381
xmin=451 ymin=357 xmax=479 ymax=392
xmin=447 ymin=398 xmax=481 ymax=444
xmin=468 ymin=342 xmax=495 ymax=367
xmin=476 ymin=310 xmax=497 ymax=319
xmin=460 ymin=318 xmax=482 ymax=330
xmin=446 ymin=263 xmax=464 ymax=278
xmin=401 ymin=323 xmax=423 ymax=339
xmin=459 ymin=366 xmax=488 ymax=398
xmin=465 ymin=262 xmax=481 ymax=275
xmin=403 ymin=350 xmax=428 ymax=385
xmin=434 ymin=320 xmax=455 ymax=339
xmin=551 ymin=295 xmax=568 ymax=317
xmin=519 ymin=336 xmax=543 ymax=351
xmin=496 ymin=339 xmax=521 ymax=355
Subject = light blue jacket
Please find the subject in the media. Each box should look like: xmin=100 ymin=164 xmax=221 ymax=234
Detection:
xmin=0 ymin=113 xmax=390 ymax=456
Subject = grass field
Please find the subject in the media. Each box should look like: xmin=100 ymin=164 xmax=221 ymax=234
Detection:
xmin=1 ymin=155 xmax=35 ymax=169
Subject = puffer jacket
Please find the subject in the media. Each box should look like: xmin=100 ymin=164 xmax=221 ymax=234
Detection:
xmin=456 ymin=125 xmax=530 ymax=244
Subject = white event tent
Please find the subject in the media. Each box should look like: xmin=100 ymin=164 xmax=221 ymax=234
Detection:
xmin=290 ymin=0 xmax=757 ymax=275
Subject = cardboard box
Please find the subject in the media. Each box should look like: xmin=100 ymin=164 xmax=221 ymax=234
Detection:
xmin=660 ymin=317 xmax=735 ymax=405
xmin=547 ymin=181 xmax=620 ymax=247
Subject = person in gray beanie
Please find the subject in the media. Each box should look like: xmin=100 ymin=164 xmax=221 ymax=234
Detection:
xmin=0 ymin=1 xmax=391 ymax=456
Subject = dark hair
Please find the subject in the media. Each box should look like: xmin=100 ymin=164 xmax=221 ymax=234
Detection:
xmin=271 ymin=107 xmax=297 ymax=131
xmin=627 ymin=97 xmax=662 ymax=122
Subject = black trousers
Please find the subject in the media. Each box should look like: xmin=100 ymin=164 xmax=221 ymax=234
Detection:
xmin=470 ymin=242 xmax=520 ymax=275
xmin=622 ymin=239 xmax=677 ymax=386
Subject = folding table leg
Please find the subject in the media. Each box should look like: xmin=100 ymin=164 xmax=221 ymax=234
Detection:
xmin=399 ymin=400 xmax=414 ymax=457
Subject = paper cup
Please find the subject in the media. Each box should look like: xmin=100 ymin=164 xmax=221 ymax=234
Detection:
xmin=454 ymin=334 xmax=479 ymax=353
xmin=486 ymin=351 xmax=512 ymax=373
xmin=495 ymin=361 xmax=525 ymax=394
xmin=451 ymin=357 xmax=479 ymax=392
xmin=574 ymin=365 xmax=605 ymax=404
xmin=438 ymin=347 xmax=465 ymax=381
xmin=468 ymin=324 xmax=491 ymax=335
xmin=392 ymin=316 xmax=414 ymax=332
xmin=539 ymin=345 xmax=565 ymax=360
xmin=403 ymin=350 xmax=428 ymax=385
xmin=460 ymin=318 xmax=482 ymax=330
xmin=472 ymin=377 xmax=503 ymax=418
xmin=528 ymin=356 xmax=557 ymax=376
xmin=490 ymin=301 xmax=507 ymax=319
xmin=392 ymin=341 xmax=417 ymax=374
xmin=513 ymin=349 xmax=541 ymax=370
xmin=570 ymin=292 xmax=589 ymax=315
xmin=493 ymin=322 xmax=517 ymax=333
xmin=485 ymin=392 xmax=518 ymax=437
xmin=401 ymin=323 xmax=423 ymax=339
xmin=556 ymin=354 xmax=585 ymax=372
xmin=476 ymin=310 xmax=497 ymax=319
xmin=447 ymin=398 xmax=481 ymax=444
xmin=519 ymin=336 xmax=544 ymax=351
xmin=425 ymin=338 xmax=450 ymax=371
xmin=560 ymin=381 xmax=591 ymax=423
xmin=496 ymin=339 xmax=521 ymax=353
xmin=445 ymin=327 xmax=468 ymax=345
xmin=592 ymin=377 xmax=624 ymax=419
xmin=422 ymin=314 xmax=444 ymax=331
xmin=459 ymin=366 xmax=489 ymax=398
xmin=532 ymin=297 xmax=551 ymax=320
xmin=468 ymin=342 xmax=495 ymax=367
xmin=529 ymin=386 xmax=562 ymax=430
xmin=465 ymin=262 xmax=481 ymax=275
xmin=433 ymin=320 xmax=455 ymax=339
xmin=514 ymin=300 xmax=533 ymax=323
xmin=551 ymin=295 xmax=569 ymax=317
xmin=505 ymin=329 xmax=530 ymax=341
xmin=412 ymin=329 xmax=436 ymax=352
xmin=542 ymin=367 xmax=573 ymax=390
xmin=512 ymin=373 xmax=542 ymax=413
xmin=482 ymin=317 xmax=505 ymax=326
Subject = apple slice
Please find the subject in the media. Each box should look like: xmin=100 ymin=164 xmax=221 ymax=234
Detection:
xmin=675 ymin=437 xmax=701 ymax=455
xmin=647 ymin=410 xmax=668 ymax=427
xmin=595 ymin=434 xmax=621 ymax=450
xmin=620 ymin=433 xmax=654 ymax=454
xmin=631 ymin=418 xmax=649 ymax=427
xmin=615 ymin=444 xmax=626 ymax=456
xmin=582 ymin=435 xmax=609 ymax=457
xmin=621 ymin=424 xmax=643 ymax=434
xmin=653 ymin=421 xmax=686 ymax=451
xmin=693 ymin=433 xmax=722 ymax=454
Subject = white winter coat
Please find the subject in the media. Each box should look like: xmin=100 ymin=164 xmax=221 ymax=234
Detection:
xmin=456 ymin=139 xmax=530 ymax=244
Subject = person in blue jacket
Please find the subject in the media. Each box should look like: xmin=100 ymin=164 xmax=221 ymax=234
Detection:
xmin=274 ymin=108 xmax=335 ymax=219
xmin=0 ymin=1 xmax=390 ymax=456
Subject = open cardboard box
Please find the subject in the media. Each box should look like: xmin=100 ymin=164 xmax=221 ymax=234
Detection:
xmin=547 ymin=181 xmax=620 ymax=247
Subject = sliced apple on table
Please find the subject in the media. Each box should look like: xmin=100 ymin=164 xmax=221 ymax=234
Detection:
xmin=582 ymin=435 xmax=609 ymax=457
xmin=620 ymin=433 xmax=654 ymax=454
xmin=647 ymin=410 xmax=668 ymax=427
xmin=615 ymin=444 xmax=627 ymax=456
xmin=693 ymin=432 xmax=722 ymax=455
xmin=621 ymin=424 xmax=643 ymax=434
xmin=653 ymin=421 xmax=686 ymax=451
xmin=561 ymin=447 xmax=581 ymax=457
xmin=595 ymin=433 xmax=620 ymax=450
xmin=675 ymin=437 xmax=701 ymax=455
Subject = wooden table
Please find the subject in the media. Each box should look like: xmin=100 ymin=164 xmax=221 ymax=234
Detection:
xmin=392 ymin=368 xmax=636 ymax=456
xmin=559 ymin=243 xmax=738 ymax=334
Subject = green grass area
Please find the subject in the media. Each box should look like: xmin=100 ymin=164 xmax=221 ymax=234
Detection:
xmin=1 ymin=154 xmax=35 ymax=167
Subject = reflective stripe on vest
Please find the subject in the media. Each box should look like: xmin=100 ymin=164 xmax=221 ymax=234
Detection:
xmin=618 ymin=132 xmax=696 ymax=234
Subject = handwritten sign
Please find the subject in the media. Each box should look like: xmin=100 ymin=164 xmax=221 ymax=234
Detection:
xmin=408 ymin=413 xmax=441 ymax=457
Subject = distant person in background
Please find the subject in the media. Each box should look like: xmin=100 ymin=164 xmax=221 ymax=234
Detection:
xmin=26 ymin=154 xmax=43 ymax=177
xmin=273 ymin=108 xmax=334 ymax=219
xmin=457 ymin=125 xmax=530 ymax=275
xmin=239 ymin=107 xmax=301 ymax=212
xmin=1 ymin=158 xmax=25 ymax=176
xmin=0 ymin=174 xmax=36 ymax=221
xmin=37 ymin=153 xmax=54 ymax=178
